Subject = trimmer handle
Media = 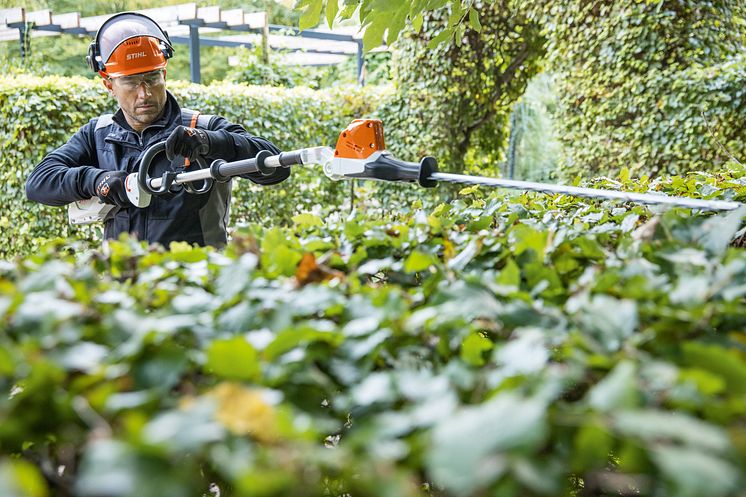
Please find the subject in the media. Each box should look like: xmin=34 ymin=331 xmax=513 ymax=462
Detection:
xmin=138 ymin=141 xmax=212 ymax=196
xmin=362 ymin=154 xmax=438 ymax=187
xmin=324 ymin=152 xmax=438 ymax=188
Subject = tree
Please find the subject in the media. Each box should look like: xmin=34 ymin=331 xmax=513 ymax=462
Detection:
xmin=374 ymin=2 xmax=545 ymax=173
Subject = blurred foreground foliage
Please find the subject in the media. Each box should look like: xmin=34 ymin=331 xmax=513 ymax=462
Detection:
xmin=2 ymin=165 xmax=746 ymax=496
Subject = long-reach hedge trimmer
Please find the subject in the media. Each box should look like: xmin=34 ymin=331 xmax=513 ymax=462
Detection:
xmin=68 ymin=119 xmax=742 ymax=225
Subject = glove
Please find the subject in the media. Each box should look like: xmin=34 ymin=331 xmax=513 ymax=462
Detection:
xmin=165 ymin=126 xmax=211 ymax=161
xmin=94 ymin=170 xmax=130 ymax=207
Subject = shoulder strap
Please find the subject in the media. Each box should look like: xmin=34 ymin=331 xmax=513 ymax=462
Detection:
xmin=179 ymin=108 xmax=213 ymax=170
xmin=95 ymin=114 xmax=114 ymax=131
xmin=181 ymin=108 xmax=212 ymax=129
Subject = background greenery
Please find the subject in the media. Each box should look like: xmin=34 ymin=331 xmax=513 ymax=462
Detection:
xmin=535 ymin=1 xmax=746 ymax=178
xmin=6 ymin=1 xmax=745 ymax=178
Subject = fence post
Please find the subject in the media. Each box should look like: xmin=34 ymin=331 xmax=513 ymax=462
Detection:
xmin=356 ymin=40 xmax=364 ymax=86
xmin=18 ymin=22 xmax=30 ymax=60
xmin=188 ymin=23 xmax=201 ymax=84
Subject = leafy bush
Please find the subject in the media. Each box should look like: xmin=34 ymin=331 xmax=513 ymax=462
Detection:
xmin=375 ymin=1 xmax=545 ymax=172
xmin=0 ymin=75 xmax=390 ymax=260
xmin=536 ymin=1 xmax=746 ymax=178
xmin=225 ymin=46 xmax=308 ymax=88
xmin=2 ymin=167 xmax=746 ymax=496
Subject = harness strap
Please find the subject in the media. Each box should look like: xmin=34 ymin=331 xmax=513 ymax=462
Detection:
xmin=183 ymin=110 xmax=201 ymax=169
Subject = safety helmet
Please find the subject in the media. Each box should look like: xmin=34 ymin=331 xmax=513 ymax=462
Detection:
xmin=87 ymin=12 xmax=173 ymax=78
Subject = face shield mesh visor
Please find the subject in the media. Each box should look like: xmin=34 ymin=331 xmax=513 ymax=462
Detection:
xmin=97 ymin=13 xmax=171 ymax=64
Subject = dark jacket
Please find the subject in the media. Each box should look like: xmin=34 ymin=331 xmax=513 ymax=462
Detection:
xmin=25 ymin=92 xmax=287 ymax=247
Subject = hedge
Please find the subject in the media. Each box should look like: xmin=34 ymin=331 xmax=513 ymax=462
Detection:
xmin=0 ymin=75 xmax=390 ymax=260
xmin=536 ymin=1 xmax=746 ymax=178
xmin=1 ymin=168 xmax=746 ymax=495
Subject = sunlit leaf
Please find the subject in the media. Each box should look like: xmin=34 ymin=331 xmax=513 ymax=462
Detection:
xmin=468 ymin=8 xmax=481 ymax=33
xmin=325 ymin=0 xmax=339 ymax=28
xmin=460 ymin=332 xmax=493 ymax=366
xmin=298 ymin=0 xmax=324 ymax=31
xmin=404 ymin=250 xmax=436 ymax=273
xmin=206 ymin=337 xmax=260 ymax=381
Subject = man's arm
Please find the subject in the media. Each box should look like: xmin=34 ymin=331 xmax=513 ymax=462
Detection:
xmin=25 ymin=122 xmax=103 ymax=206
xmin=206 ymin=116 xmax=289 ymax=186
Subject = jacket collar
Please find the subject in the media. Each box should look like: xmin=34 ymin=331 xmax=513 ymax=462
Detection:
xmin=109 ymin=91 xmax=182 ymax=145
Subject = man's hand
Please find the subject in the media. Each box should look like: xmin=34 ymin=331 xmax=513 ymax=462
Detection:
xmin=94 ymin=170 xmax=130 ymax=207
xmin=165 ymin=125 xmax=211 ymax=161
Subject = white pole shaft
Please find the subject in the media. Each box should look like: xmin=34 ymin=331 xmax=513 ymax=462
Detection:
xmin=431 ymin=172 xmax=743 ymax=212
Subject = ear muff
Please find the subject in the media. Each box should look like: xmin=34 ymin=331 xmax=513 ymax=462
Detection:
xmin=160 ymin=33 xmax=174 ymax=60
xmin=86 ymin=40 xmax=105 ymax=73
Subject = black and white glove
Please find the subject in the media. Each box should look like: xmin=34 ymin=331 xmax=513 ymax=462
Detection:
xmin=165 ymin=126 xmax=214 ymax=162
xmin=94 ymin=170 xmax=130 ymax=207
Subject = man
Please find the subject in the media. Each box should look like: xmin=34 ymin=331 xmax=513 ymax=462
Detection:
xmin=25 ymin=12 xmax=288 ymax=247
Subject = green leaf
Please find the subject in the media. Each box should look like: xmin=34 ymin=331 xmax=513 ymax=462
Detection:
xmin=0 ymin=345 xmax=15 ymax=376
xmin=350 ymin=372 xmax=396 ymax=406
xmin=509 ymin=224 xmax=548 ymax=259
xmin=411 ymin=13 xmax=424 ymax=33
xmin=572 ymin=422 xmax=613 ymax=472
xmin=386 ymin=5 xmax=410 ymax=46
xmin=652 ymin=446 xmax=739 ymax=497
xmin=496 ymin=258 xmax=521 ymax=287
xmin=362 ymin=15 xmax=387 ymax=52
xmin=292 ymin=213 xmax=323 ymax=229
xmin=573 ymin=295 xmax=638 ymax=352
xmin=613 ymin=409 xmax=731 ymax=452
xmin=493 ymin=329 xmax=549 ymax=377
xmin=467 ymin=216 xmax=491 ymax=232
xmin=299 ymin=0 xmax=324 ymax=31
xmin=427 ymin=28 xmax=454 ymax=49
xmin=143 ymin=401 xmax=224 ymax=450
xmin=447 ymin=4 xmax=464 ymax=28
xmin=694 ymin=206 xmax=746 ymax=256
xmin=77 ymin=440 xmax=195 ymax=495
xmin=404 ymin=250 xmax=436 ymax=273
xmin=0 ymin=459 xmax=49 ymax=497
xmin=447 ymin=239 xmax=479 ymax=270
xmin=264 ymin=325 xmax=343 ymax=361
xmin=325 ymin=0 xmax=339 ymax=28
xmin=587 ymin=361 xmax=640 ymax=411
xmin=261 ymin=227 xmax=303 ymax=278
xmin=206 ymin=337 xmax=260 ymax=381
xmin=459 ymin=185 xmax=480 ymax=196
xmin=681 ymin=342 xmax=746 ymax=394
xmin=427 ymin=392 xmax=547 ymax=494
xmin=460 ymin=332 xmax=493 ymax=366
xmin=468 ymin=8 xmax=481 ymax=32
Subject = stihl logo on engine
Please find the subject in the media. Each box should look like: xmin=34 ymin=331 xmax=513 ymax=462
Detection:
xmin=126 ymin=52 xmax=147 ymax=60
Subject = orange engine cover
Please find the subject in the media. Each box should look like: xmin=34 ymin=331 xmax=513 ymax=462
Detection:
xmin=334 ymin=119 xmax=386 ymax=160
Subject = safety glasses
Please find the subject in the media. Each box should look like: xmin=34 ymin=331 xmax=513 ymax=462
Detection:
xmin=111 ymin=69 xmax=165 ymax=91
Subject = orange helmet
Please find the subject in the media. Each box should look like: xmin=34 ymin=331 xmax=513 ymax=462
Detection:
xmin=87 ymin=12 xmax=173 ymax=78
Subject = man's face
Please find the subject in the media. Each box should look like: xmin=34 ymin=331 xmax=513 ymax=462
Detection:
xmin=103 ymin=69 xmax=167 ymax=132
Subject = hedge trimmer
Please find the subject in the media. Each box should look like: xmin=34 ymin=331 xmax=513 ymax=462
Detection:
xmin=69 ymin=119 xmax=742 ymax=225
